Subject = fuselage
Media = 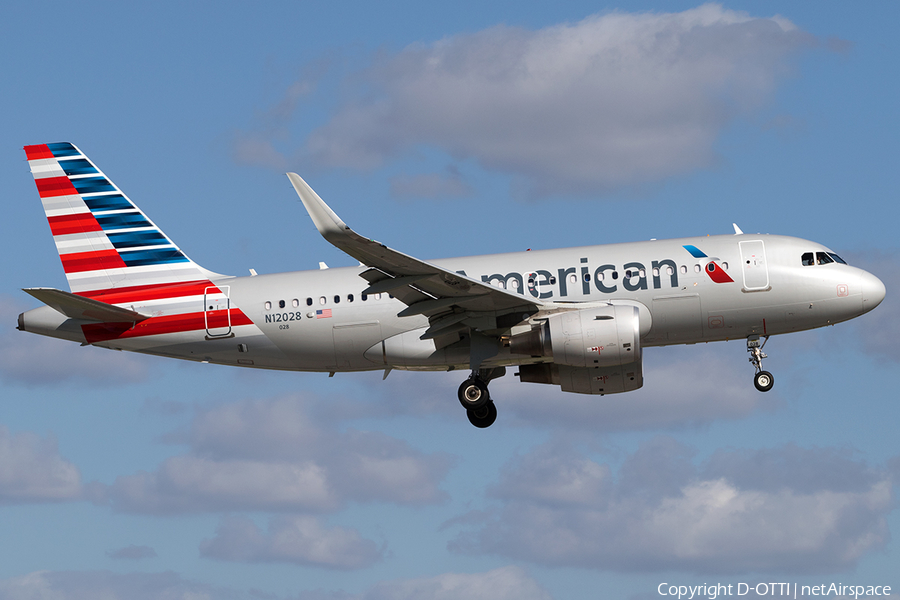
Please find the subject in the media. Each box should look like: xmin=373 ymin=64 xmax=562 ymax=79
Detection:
xmin=19 ymin=232 xmax=886 ymax=373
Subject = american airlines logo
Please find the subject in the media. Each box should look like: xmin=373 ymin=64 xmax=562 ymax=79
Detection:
xmin=470 ymin=246 xmax=732 ymax=299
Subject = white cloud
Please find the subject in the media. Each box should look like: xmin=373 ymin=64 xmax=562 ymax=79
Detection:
xmin=102 ymin=397 xmax=452 ymax=514
xmin=0 ymin=426 xmax=83 ymax=504
xmin=0 ymin=570 xmax=234 ymax=600
xmin=390 ymin=167 xmax=474 ymax=200
xmin=449 ymin=438 xmax=894 ymax=573
xmin=243 ymin=5 xmax=816 ymax=198
xmin=200 ymin=514 xmax=382 ymax=570
xmin=361 ymin=566 xmax=553 ymax=600
xmin=0 ymin=567 xmax=552 ymax=600
xmin=0 ymin=296 xmax=149 ymax=387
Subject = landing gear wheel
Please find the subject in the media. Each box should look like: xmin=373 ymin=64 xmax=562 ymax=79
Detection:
xmin=467 ymin=401 xmax=497 ymax=428
xmin=458 ymin=378 xmax=490 ymax=409
xmin=754 ymin=370 xmax=774 ymax=392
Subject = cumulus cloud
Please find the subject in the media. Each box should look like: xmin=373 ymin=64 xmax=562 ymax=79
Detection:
xmin=101 ymin=397 xmax=453 ymax=514
xmin=449 ymin=438 xmax=894 ymax=573
xmin=361 ymin=566 xmax=553 ymax=600
xmin=0 ymin=295 xmax=150 ymax=386
xmin=390 ymin=166 xmax=474 ymax=200
xmin=200 ymin=514 xmax=382 ymax=570
xmin=0 ymin=426 xmax=83 ymax=504
xmin=0 ymin=570 xmax=237 ymax=600
xmin=0 ymin=566 xmax=552 ymax=600
xmin=240 ymin=5 xmax=817 ymax=198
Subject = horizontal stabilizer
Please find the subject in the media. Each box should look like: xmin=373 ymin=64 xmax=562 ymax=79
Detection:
xmin=23 ymin=287 xmax=150 ymax=323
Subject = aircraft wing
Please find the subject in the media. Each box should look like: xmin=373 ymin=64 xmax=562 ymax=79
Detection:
xmin=288 ymin=173 xmax=539 ymax=331
xmin=23 ymin=287 xmax=150 ymax=323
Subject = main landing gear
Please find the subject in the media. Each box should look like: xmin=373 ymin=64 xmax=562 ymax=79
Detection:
xmin=747 ymin=335 xmax=774 ymax=392
xmin=458 ymin=367 xmax=505 ymax=428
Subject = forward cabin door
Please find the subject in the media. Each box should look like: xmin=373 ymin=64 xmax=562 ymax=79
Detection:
xmin=739 ymin=240 xmax=770 ymax=292
xmin=204 ymin=285 xmax=232 ymax=338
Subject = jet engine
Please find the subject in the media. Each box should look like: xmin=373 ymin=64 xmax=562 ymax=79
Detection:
xmin=510 ymin=304 xmax=644 ymax=395
xmin=509 ymin=304 xmax=642 ymax=368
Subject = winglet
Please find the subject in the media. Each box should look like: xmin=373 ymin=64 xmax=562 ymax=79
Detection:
xmin=733 ymin=223 xmax=744 ymax=235
xmin=287 ymin=173 xmax=348 ymax=242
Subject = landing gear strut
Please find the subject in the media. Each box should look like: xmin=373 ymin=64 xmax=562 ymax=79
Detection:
xmin=458 ymin=367 xmax=504 ymax=428
xmin=747 ymin=335 xmax=774 ymax=392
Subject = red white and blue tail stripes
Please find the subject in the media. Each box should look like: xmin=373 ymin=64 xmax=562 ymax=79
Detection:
xmin=24 ymin=142 xmax=216 ymax=294
xmin=24 ymin=143 xmax=260 ymax=345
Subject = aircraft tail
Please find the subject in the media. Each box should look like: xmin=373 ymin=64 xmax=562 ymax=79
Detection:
xmin=24 ymin=142 xmax=222 ymax=296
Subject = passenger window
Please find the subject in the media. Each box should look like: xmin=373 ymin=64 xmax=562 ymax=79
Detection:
xmin=334 ymin=295 xmax=340 ymax=304
xmin=667 ymin=266 xmax=675 ymax=276
xmin=596 ymin=272 xmax=604 ymax=282
xmin=319 ymin=296 xmax=326 ymax=305
xmin=306 ymin=297 xmax=313 ymax=306
xmin=680 ymin=266 xmax=687 ymax=274
xmin=816 ymin=252 xmax=834 ymax=265
xmin=374 ymin=293 xmax=382 ymax=300
xmin=292 ymin=299 xmax=299 ymax=308
xmin=568 ymin=274 xmax=578 ymax=285
xmin=348 ymin=294 xmax=354 ymax=302
xmin=721 ymin=262 xmax=728 ymax=270
xmin=801 ymin=252 xmax=814 ymax=266
xmin=639 ymin=269 xmax=645 ymax=278
xmin=278 ymin=300 xmax=285 ymax=309
xmin=264 ymin=301 xmax=272 ymax=310
xmin=361 ymin=293 xmax=368 ymax=301
xmin=694 ymin=264 xmax=701 ymax=273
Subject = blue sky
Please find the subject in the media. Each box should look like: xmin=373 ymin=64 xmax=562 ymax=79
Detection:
xmin=1 ymin=1 xmax=899 ymax=598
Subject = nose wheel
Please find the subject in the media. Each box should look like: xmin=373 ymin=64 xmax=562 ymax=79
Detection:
xmin=747 ymin=335 xmax=774 ymax=392
xmin=458 ymin=367 xmax=504 ymax=427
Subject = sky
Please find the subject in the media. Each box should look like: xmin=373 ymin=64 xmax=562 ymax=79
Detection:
xmin=1 ymin=1 xmax=899 ymax=599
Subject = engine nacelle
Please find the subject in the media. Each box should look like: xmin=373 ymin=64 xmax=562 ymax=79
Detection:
xmin=509 ymin=304 xmax=642 ymax=368
xmin=517 ymin=361 xmax=643 ymax=395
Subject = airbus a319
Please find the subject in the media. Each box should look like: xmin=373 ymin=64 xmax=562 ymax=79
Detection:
xmin=18 ymin=143 xmax=885 ymax=427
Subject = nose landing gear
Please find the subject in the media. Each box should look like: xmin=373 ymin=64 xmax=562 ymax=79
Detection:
xmin=747 ymin=335 xmax=774 ymax=392
xmin=458 ymin=367 xmax=504 ymax=428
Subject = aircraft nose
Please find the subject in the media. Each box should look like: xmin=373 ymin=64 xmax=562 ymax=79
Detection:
xmin=860 ymin=270 xmax=886 ymax=314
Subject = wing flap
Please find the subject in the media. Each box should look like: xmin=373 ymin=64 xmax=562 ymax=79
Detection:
xmin=23 ymin=287 xmax=150 ymax=323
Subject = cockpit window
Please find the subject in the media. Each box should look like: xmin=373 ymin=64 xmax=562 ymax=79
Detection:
xmin=801 ymin=252 xmax=814 ymax=266
xmin=828 ymin=252 xmax=847 ymax=265
xmin=816 ymin=252 xmax=834 ymax=265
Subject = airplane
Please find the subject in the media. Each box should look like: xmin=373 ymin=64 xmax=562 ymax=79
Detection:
xmin=17 ymin=142 xmax=886 ymax=428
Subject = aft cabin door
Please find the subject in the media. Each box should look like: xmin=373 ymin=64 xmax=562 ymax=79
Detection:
xmin=739 ymin=241 xmax=770 ymax=292
xmin=204 ymin=286 xmax=232 ymax=338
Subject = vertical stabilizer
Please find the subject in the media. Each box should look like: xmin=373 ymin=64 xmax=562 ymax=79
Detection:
xmin=24 ymin=142 xmax=222 ymax=295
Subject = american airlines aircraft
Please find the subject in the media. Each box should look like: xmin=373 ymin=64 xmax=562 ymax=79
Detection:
xmin=18 ymin=143 xmax=886 ymax=427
